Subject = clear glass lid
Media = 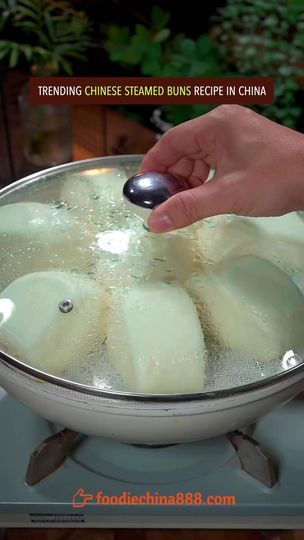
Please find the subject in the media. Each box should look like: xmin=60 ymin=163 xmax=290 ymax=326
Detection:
xmin=0 ymin=155 xmax=304 ymax=400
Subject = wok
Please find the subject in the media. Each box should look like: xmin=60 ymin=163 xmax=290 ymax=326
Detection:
xmin=0 ymin=155 xmax=303 ymax=444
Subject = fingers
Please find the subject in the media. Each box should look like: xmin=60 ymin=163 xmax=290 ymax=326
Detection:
xmin=167 ymin=157 xmax=211 ymax=188
xmin=140 ymin=115 xmax=216 ymax=182
xmin=141 ymin=143 xmax=211 ymax=190
xmin=148 ymin=172 xmax=248 ymax=232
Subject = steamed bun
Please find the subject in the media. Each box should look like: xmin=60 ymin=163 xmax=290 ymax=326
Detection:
xmin=198 ymin=212 xmax=304 ymax=272
xmin=0 ymin=271 xmax=109 ymax=375
xmin=106 ymin=282 xmax=206 ymax=393
xmin=187 ymin=256 xmax=304 ymax=361
xmin=0 ymin=202 xmax=95 ymax=285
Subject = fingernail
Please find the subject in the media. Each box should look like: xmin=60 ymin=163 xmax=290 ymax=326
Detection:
xmin=148 ymin=211 xmax=173 ymax=233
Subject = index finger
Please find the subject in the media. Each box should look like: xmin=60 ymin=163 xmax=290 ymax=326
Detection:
xmin=140 ymin=114 xmax=216 ymax=177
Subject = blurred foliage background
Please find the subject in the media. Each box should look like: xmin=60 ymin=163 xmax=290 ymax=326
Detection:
xmin=1 ymin=0 xmax=304 ymax=130
xmin=103 ymin=0 xmax=304 ymax=130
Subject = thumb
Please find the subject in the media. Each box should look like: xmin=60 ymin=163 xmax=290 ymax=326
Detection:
xmin=148 ymin=173 xmax=246 ymax=232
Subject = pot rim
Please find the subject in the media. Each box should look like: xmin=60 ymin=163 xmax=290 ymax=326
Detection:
xmin=1 ymin=155 xmax=304 ymax=403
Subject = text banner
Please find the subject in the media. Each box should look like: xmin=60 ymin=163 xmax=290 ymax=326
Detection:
xmin=30 ymin=77 xmax=274 ymax=105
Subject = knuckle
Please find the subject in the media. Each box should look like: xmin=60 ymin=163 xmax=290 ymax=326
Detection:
xmin=159 ymin=130 xmax=170 ymax=143
xmin=213 ymin=104 xmax=247 ymax=122
xmin=209 ymin=104 xmax=256 ymax=137
xmin=160 ymin=126 xmax=175 ymax=144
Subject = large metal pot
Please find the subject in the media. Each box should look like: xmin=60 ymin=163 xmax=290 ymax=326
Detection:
xmin=0 ymin=155 xmax=304 ymax=444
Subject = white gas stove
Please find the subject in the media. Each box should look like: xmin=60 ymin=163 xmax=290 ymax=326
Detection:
xmin=1 ymin=388 xmax=304 ymax=529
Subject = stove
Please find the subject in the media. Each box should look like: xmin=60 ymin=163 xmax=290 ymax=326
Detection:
xmin=1 ymin=387 xmax=304 ymax=529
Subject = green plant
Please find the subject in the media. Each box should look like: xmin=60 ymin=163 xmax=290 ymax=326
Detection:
xmin=104 ymin=2 xmax=304 ymax=130
xmin=104 ymin=6 xmax=224 ymax=125
xmin=0 ymin=0 xmax=91 ymax=75
xmin=212 ymin=0 xmax=304 ymax=129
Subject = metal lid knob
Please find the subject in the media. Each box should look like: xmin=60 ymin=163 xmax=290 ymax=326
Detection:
xmin=123 ymin=171 xmax=188 ymax=226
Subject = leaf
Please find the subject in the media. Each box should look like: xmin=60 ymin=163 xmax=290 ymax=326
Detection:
xmin=135 ymin=24 xmax=151 ymax=42
xmin=0 ymin=49 xmax=9 ymax=60
xmin=144 ymin=42 xmax=162 ymax=62
xmin=244 ymin=46 xmax=258 ymax=57
xmin=58 ymin=57 xmax=72 ymax=74
xmin=34 ymin=45 xmax=49 ymax=57
xmin=125 ymin=47 xmax=143 ymax=65
xmin=9 ymin=43 xmax=18 ymax=67
xmin=70 ymin=15 xmax=90 ymax=37
xmin=151 ymin=5 xmax=170 ymax=30
xmin=106 ymin=25 xmax=130 ymax=46
xmin=109 ymin=49 xmax=125 ymax=62
xmin=15 ymin=5 xmax=40 ymax=22
xmin=263 ymin=15 xmax=279 ymax=27
xmin=141 ymin=58 xmax=160 ymax=75
xmin=278 ymin=65 xmax=294 ymax=76
xmin=20 ymin=43 xmax=32 ymax=61
xmin=179 ymin=38 xmax=196 ymax=58
xmin=0 ymin=7 xmax=12 ymax=31
xmin=113 ymin=36 xmax=145 ymax=65
xmin=54 ymin=45 xmax=86 ymax=61
xmin=0 ymin=41 xmax=10 ymax=60
xmin=15 ymin=20 xmax=38 ymax=31
xmin=130 ymin=33 xmax=151 ymax=56
xmin=154 ymin=28 xmax=170 ymax=43
xmin=197 ymin=34 xmax=214 ymax=55
xmin=19 ymin=0 xmax=40 ymax=10
xmin=44 ymin=10 xmax=55 ymax=42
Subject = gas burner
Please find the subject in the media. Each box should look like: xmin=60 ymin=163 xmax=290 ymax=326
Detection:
xmin=25 ymin=422 xmax=278 ymax=488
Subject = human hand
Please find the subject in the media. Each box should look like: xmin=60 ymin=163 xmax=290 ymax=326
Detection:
xmin=140 ymin=105 xmax=304 ymax=232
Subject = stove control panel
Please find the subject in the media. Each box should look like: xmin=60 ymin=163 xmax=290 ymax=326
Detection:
xmin=30 ymin=513 xmax=85 ymax=524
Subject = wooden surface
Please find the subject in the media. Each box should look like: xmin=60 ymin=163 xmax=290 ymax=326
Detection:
xmin=72 ymin=106 xmax=156 ymax=161
xmin=3 ymin=529 xmax=304 ymax=540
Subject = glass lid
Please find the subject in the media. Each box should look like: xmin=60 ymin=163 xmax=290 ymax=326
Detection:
xmin=0 ymin=155 xmax=304 ymax=401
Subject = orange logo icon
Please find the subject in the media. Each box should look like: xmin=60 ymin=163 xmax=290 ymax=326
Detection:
xmin=72 ymin=488 xmax=94 ymax=508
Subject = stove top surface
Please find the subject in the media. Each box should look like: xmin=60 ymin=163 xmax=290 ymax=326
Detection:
xmin=1 ymin=389 xmax=304 ymax=528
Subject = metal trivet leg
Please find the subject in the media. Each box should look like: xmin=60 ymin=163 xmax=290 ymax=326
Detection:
xmin=25 ymin=428 xmax=79 ymax=486
xmin=227 ymin=430 xmax=278 ymax=488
